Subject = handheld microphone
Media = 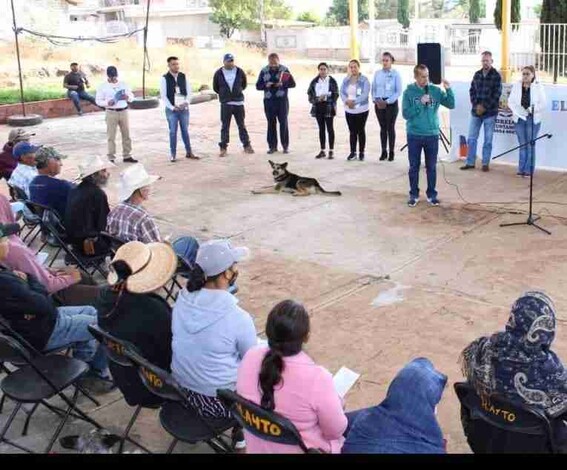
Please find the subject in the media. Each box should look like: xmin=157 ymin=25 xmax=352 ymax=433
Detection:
xmin=424 ymin=84 xmax=430 ymax=107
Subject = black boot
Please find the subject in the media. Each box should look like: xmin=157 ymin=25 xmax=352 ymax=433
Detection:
xmin=328 ymin=150 xmax=334 ymax=160
xmin=379 ymin=151 xmax=388 ymax=161
xmin=388 ymin=151 xmax=395 ymax=162
xmin=315 ymin=151 xmax=326 ymax=159
xmin=359 ymin=152 xmax=365 ymax=161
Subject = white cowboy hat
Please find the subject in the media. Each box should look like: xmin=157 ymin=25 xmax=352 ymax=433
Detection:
xmin=78 ymin=155 xmax=116 ymax=180
xmin=107 ymin=241 xmax=177 ymax=294
xmin=118 ymin=163 xmax=161 ymax=201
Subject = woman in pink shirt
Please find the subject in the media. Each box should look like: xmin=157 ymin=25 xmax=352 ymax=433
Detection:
xmin=0 ymin=194 xmax=99 ymax=305
xmin=236 ymin=299 xmax=349 ymax=453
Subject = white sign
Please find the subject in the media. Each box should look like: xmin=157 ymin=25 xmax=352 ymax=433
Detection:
xmin=450 ymin=81 xmax=567 ymax=171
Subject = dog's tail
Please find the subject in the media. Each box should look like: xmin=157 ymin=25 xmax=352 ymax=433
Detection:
xmin=316 ymin=182 xmax=342 ymax=196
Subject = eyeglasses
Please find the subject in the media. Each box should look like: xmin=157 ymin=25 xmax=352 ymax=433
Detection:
xmin=522 ymin=72 xmax=532 ymax=76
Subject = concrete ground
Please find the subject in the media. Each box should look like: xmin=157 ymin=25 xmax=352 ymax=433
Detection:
xmin=1 ymin=75 xmax=567 ymax=454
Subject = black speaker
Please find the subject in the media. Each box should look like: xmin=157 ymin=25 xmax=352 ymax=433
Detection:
xmin=417 ymin=43 xmax=444 ymax=84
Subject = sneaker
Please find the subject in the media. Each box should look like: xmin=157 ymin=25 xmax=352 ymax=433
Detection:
xmin=359 ymin=153 xmax=365 ymax=161
xmin=267 ymin=148 xmax=277 ymax=154
xmin=328 ymin=151 xmax=334 ymax=160
xmin=219 ymin=148 xmax=227 ymax=158
xmin=169 ymin=155 xmax=177 ymax=163
xmin=315 ymin=151 xmax=326 ymax=159
xmin=243 ymin=145 xmax=255 ymax=154
xmin=231 ymin=428 xmax=246 ymax=452
xmin=283 ymin=148 xmax=290 ymax=154
xmin=123 ymin=157 xmax=138 ymax=163
xmin=379 ymin=151 xmax=388 ymax=161
xmin=108 ymin=156 xmax=116 ymax=163
xmin=427 ymin=197 xmax=440 ymax=206
xmin=482 ymin=164 xmax=490 ymax=172
xmin=77 ymin=374 xmax=117 ymax=395
xmin=388 ymin=151 xmax=395 ymax=162
xmin=460 ymin=164 xmax=475 ymax=170
xmin=516 ymin=172 xmax=524 ymax=177
xmin=347 ymin=153 xmax=357 ymax=161
xmin=78 ymin=110 xmax=83 ymax=116
xmin=186 ymin=153 xmax=200 ymax=160
xmin=408 ymin=197 xmax=420 ymax=208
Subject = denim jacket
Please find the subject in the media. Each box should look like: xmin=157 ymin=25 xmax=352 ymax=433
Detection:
xmin=340 ymin=75 xmax=371 ymax=109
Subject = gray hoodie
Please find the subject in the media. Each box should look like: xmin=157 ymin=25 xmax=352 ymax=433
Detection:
xmin=171 ymin=288 xmax=257 ymax=397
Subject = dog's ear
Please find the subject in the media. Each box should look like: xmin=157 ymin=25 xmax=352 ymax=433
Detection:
xmin=282 ymin=162 xmax=288 ymax=169
xmin=59 ymin=435 xmax=81 ymax=450
xmin=101 ymin=433 xmax=122 ymax=449
xmin=268 ymin=160 xmax=275 ymax=167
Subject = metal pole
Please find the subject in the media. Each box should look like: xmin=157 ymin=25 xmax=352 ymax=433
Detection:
xmin=142 ymin=0 xmax=151 ymax=99
xmin=259 ymin=0 xmax=266 ymax=44
xmin=10 ymin=0 xmax=25 ymax=117
xmin=349 ymin=0 xmax=359 ymax=60
xmin=368 ymin=0 xmax=376 ymax=71
xmin=500 ymin=0 xmax=512 ymax=82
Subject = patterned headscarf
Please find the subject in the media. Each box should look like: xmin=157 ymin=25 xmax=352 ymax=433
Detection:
xmin=461 ymin=291 xmax=567 ymax=417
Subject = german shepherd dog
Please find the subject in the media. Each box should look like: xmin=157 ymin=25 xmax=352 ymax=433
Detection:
xmin=252 ymin=161 xmax=342 ymax=197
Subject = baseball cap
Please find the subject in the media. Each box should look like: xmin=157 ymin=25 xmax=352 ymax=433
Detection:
xmin=223 ymin=53 xmax=235 ymax=62
xmin=107 ymin=66 xmax=118 ymax=78
xmin=13 ymin=141 xmax=41 ymax=160
xmin=196 ymin=240 xmax=249 ymax=277
xmin=0 ymin=222 xmax=20 ymax=238
xmin=8 ymin=128 xmax=35 ymax=144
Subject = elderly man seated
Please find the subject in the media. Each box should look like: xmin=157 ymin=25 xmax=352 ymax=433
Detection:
xmin=30 ymin=147 xmax=75 ymax=219
xmin=8 ymin=141 xmax=41 ymax=198
xmin=106 ymin=163 xmax=199 ymax=267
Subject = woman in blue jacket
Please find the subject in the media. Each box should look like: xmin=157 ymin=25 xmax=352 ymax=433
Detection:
xmin=341 ymin=60 xmax=371 ymax=161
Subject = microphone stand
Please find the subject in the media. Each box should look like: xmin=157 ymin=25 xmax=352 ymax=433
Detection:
xmin=492 ymin=104 xmax=552 ymax=235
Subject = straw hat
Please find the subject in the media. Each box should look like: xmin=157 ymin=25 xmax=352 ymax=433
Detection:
xmin=78 ymin=155 xmax=116 ymax=180
xmin=118 ymin=163 xmax=161 ymax=201
xmin=107 ymin=241 xmax=177 ymax=294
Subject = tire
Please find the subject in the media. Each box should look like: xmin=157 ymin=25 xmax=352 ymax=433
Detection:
xmin=190 ymin=93 xmax=218 ymax=105
xmin=129 ymin=97 xmax=160 ymax=110
xmin=7 ymin=114 xmax=43 ymax=127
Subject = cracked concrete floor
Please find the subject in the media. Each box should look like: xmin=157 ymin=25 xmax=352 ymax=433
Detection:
xmin=1 ymin=79 xmax=567 ymax=454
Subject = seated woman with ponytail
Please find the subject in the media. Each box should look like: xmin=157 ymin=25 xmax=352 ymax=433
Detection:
xmin=95 ymin=241 xmax=177 ymax=406
xmin=171 ymin=239 xmax=256 ymax=448
xmin=237 ymin=300 xmax=349 ymax=453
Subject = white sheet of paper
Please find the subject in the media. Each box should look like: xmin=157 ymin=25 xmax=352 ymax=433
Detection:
xmin=257 ymin=337 xmax=268 ymax=347
xmin=333 ymin=366 xmax=360 ymax=398
xmin=36 ymin=251 xmax=49 ymax=266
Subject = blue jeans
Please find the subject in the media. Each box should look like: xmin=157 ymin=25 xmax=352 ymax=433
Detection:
xmin=515 ymin=116 xmax=541 ymax=175
xmin=45 ymin=306 xmax=108 ymax=377
xmin=407 ymin=134 xmax=439 ymax=200
xmin=166 ymin=108 xmax=191 ymax=157
xmin=67 ymin=90 xmax=97 ymax=113
xmin=466 ymin=114 xmax=496 ymax=166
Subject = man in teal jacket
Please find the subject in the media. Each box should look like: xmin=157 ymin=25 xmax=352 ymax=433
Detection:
xmin=402 ymin=65 xmax=455 ymax=207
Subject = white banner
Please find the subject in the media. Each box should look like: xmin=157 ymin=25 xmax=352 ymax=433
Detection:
xmin=449 ymin=81 xmax=567 ymax=171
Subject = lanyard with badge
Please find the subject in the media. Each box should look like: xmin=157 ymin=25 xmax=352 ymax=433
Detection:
xmin=173 ymin=76 xmax=186 ymax=107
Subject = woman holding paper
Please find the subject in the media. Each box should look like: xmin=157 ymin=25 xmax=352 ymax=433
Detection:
xmin=340 ymin=60 xmax=371 ymax=161
xmin=508 ymin=65 xmax=547 ymax=177
xmin=307 ymin=63 xmax=339 ymax=160
xmin=237 ymin=300 xmax=352 ymax=453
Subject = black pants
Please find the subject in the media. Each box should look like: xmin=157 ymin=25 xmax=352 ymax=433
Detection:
xmin=315 ymin=115 xmax=335 ymax=150
xmin=264 ymin=98 xmax=289 ymax=150
xmin=375 ymin=101 xmax=399 ymax=154
xmin=219 ymin=103 xmax=250 ymax=149
xmin=345 ymin=111 xmax=369 ymax=154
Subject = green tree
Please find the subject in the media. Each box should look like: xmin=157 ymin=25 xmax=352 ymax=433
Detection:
xmin=398 ymin=0 xmax=410 ymax=28
xmin=296 ymin=10 xmax=321 ymax=24
xmin=327 ymin=0 xmax=369 ymax=25
xmin=469 ymin=0 xmax=481 ymax=23
xmin=494 ymin=0 xmax=521 ymax=30
xmin=210 ymin=0 xmax=292 ymax=38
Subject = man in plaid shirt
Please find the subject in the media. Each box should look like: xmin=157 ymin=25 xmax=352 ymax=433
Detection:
xmin=461 ymin=51 xmax=502 ymax=172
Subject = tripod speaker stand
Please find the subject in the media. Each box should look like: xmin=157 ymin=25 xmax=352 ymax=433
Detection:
xmin=492 ymin=106 xmax=552 ymax=235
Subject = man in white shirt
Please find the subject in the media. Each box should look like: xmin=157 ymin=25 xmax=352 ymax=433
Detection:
xmin=95 ymin=66 xmax=137 ymax=164
xmin=160 ymin=56 xmax=199 ymax=162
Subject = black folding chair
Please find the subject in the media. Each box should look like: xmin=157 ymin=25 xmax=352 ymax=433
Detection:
xmin=123 ymin=347 xmax=235 ymax=454
xmin=87 ymin=325 xmax=153 ymax=454
xmin=163 ymin=254 xmax=193 ymax=303
xmin=0 ymin=333 xmax=104 ymax=453
xmin=0 ymin=315 xmax=99 ymax=438
xmin=217 ymin=389 xmax=323 ymax=453
xmin=99 ymin=231 xmax=126 ymax=257
xmin=8 ymin=185 xmax=42 ymax=247
xmin=455 ymin=381 xmax=557 ymax=454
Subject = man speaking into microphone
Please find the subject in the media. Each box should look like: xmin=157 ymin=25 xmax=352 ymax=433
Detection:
xmin=402 ymin=64 xmax=455 ymax=207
